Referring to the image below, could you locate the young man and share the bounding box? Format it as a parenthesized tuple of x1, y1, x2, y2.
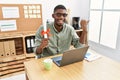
(34, 5, 88, 58)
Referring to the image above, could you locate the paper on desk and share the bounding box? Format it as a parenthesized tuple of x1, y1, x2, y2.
(84, 52, 101, 62)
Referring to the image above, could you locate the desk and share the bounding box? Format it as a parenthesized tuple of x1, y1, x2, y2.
(24, 50, 120, 80)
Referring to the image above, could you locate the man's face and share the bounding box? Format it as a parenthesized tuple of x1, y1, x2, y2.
(52, 9, 68, 26)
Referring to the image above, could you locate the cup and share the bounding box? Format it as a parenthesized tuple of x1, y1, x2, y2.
(43, 58, 53, 70)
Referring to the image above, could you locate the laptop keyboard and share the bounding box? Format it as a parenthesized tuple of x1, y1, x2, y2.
(52, 56, 62, 65)
(56, 60, 61, 64)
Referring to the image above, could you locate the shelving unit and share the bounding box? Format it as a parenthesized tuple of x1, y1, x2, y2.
(0, 3, 42, 78)
(14, 38, 24, 55)
(0, 32, 36, 78)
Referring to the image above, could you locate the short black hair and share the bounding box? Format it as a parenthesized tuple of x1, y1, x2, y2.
(54, 5, 67, 13)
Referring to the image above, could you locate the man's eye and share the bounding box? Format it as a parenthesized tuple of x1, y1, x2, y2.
(55, 13, 68, 17)
(56, 13, 61, 17)
(63, 14, 68, 17)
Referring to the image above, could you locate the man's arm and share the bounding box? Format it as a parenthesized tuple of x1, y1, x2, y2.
(35, 38, 49, 54)
(79, 20, 89, 45)
(34, 26, 49, 54)
(79, 30, 87, 44)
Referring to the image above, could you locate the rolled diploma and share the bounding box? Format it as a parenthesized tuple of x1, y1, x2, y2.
(43, 21, 47, 38)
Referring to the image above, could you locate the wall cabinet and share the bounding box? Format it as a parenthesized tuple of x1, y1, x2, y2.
(0, 4, 42, 78)
(0, 32, 35, 78)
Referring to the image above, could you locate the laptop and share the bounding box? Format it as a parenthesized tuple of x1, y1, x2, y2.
(51, 46, 89, 67)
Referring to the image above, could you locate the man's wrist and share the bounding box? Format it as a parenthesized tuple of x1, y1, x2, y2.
(36, 45, 43, 54)
(82, 30, 88, 33)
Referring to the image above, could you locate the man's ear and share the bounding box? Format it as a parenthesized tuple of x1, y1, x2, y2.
(52, 14, 54, 18)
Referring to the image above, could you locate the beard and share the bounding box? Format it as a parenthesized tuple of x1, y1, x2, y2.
(55, 22, 64, 26)
(54, 19, 65, 27)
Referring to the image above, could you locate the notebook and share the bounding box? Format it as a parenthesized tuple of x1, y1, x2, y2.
(51, 46, 89, 67)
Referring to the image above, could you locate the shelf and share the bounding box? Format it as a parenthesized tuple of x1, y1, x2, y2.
(0, 32, 37, 77)
(25, 53, 35, 58)
(0, 34, 23, 40)
(0, 54, 26, 63)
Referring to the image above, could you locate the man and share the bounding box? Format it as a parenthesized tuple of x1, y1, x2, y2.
(34, 5, 88, 58)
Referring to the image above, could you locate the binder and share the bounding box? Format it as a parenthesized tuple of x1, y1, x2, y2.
(25, 36, 35, 53)
(9, 40, 16, 56)
(0, 41, 5, 57)
(30, 36, 35, 52)
(26, 37, 31, 53)
(3, 41, 11, 56)
(31, 38, 34, 47)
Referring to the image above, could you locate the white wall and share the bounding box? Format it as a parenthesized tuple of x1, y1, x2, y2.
(0, 0, 90, 24)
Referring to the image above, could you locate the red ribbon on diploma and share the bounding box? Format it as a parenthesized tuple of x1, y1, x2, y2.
(41, 28, 50, 36)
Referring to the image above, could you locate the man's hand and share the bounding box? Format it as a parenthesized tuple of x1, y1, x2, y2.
(36, 29, 52, 54)
(40, 38, 49, 49)
(79, 19, 89, 45)
(36, 38, 49, 54)
(80, 20, 89, 32)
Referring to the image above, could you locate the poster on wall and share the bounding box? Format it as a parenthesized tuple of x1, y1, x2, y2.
(2, 7, 20, 18)
(0, 20, 17, 31)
